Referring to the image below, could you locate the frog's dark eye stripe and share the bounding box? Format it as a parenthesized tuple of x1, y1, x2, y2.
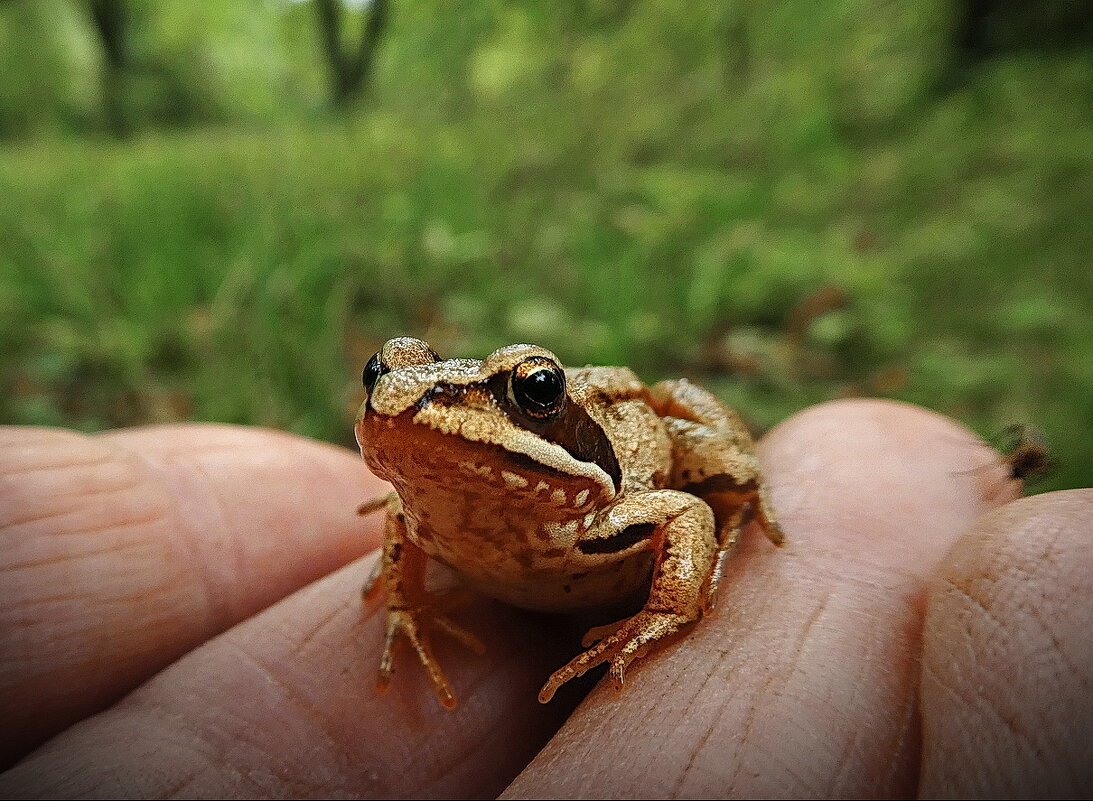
(509, 357, 566, 420)
(362, 352, 389, 396)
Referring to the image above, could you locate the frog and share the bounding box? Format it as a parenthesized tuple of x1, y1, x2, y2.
(355, 337, 784, 709)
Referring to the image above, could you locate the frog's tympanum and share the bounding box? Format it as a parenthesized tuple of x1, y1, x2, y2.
(355, 337, 784, 709)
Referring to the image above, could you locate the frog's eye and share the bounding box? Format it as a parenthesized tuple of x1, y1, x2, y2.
(362, 352, 389, 396)
(509, 357, 566, 420)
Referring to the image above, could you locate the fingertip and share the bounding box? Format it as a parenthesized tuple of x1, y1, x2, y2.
(758, 398, 1019, 574)
(97, 424, 389, 619)
(921, 489, 1093, 797)
(0, 423, 386, 767)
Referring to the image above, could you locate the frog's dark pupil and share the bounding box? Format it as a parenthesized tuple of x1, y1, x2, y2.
(525, 369, 562, 403)
(362, 353, 388, 395)
(513, 365, 564, 417)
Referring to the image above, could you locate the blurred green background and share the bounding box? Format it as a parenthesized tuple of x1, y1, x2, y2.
(1, 0, 1090, 491)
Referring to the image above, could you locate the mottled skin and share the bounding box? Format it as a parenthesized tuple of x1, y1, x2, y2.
(355, 337, 784, 708)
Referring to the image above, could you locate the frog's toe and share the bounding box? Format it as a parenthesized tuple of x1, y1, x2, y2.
(539, 611, 691, 703)
(580, 616, 628, 647)
(378, 607, 477, 709)
(432, 585, 477, 613)
(433, 615, 486, 654)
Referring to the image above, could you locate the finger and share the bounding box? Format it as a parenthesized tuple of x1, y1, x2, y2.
(0, 424, 386, 767)
(920, 489, 1093, 797)
(502, 399, 1019, 798)
(0, 557, 578, 799)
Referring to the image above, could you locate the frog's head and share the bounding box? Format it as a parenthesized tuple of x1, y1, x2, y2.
(355, 337, 619, 505)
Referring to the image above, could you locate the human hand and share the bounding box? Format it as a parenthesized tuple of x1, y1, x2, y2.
(2, 401, 1089, 798)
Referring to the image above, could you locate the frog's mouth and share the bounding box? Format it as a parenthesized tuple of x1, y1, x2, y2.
(357, 407, 618, 503)
(415, 398, 619, 496)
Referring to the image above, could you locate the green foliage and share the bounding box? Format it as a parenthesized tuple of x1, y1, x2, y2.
(0, 0, 1090, 494)
(0, 0, 101, 136)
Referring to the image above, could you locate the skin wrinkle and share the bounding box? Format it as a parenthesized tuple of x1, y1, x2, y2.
(926, 648, 1043, 773)
(1, 500, 96, 533)
(946, 523, 1089, 793)
(178, 639, 365, 798)
(671, 696, 727, 799)
(828, 708, 864, 796)
(12, 460, 149, 504)
(764, 744, 818, 798)
(754, 564, 920, 797)
(163, 728, 277, 800)
(943, 581, 1009, 642)
(1021, 596, 1085, 686)
(723, 642, 793, 795)
(943, 575, 1076, 720)
(804, 548, 929, 588)
(416, 708, 514, 799)
(122, 441, 269, 646)
(791, 591, 832, 670)
(166, 454, 241, 635)
(8, 706, 217, 800)
(286, 596, 353, 660)
(920, 661, 1020, 796)
(832, 639, 919, 798)
(667, 651, 731, 798)
(881, 690, 920, 796)
(657, 558, 783, 796)
(0, 451, 114, 479)
(144, 760, 210, 801)
(2, 470, 160, 534)
(114, 433, 311, 625)
(54, 506, 171, 538)
(3, 532, 153, 571)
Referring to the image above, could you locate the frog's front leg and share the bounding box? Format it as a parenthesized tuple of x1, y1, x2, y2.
(538, 490, 718, 703)
(367, 504, 485, 709)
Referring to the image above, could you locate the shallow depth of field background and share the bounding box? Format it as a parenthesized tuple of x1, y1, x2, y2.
(1, 1, 1090, 492)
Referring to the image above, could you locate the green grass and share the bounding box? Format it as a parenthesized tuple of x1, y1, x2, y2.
(2, 20, 1090, 492)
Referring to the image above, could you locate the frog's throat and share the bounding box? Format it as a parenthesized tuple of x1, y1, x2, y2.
(412, 403, 617, 500)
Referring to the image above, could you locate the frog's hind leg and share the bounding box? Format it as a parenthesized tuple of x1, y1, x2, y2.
(752, 482, 784, 546)
(648, 378, 785, 548)
(647, 378, 784, 614)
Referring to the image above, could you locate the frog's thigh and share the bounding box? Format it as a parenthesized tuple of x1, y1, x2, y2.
(650, 379, 784, 546)
(649, 378, 751, 437)
(649, 379, 761, 487)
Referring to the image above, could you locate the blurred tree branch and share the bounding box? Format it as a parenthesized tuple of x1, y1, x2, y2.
(314, 0, 389, 108)
(86, 0, 130, 135)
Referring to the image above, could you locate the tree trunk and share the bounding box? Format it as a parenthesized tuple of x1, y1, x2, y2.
(87, 0, 130, 136)
(314, 0, 389, 109)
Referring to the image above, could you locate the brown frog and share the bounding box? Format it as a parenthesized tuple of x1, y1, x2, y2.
(355, 337, 784, 709)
